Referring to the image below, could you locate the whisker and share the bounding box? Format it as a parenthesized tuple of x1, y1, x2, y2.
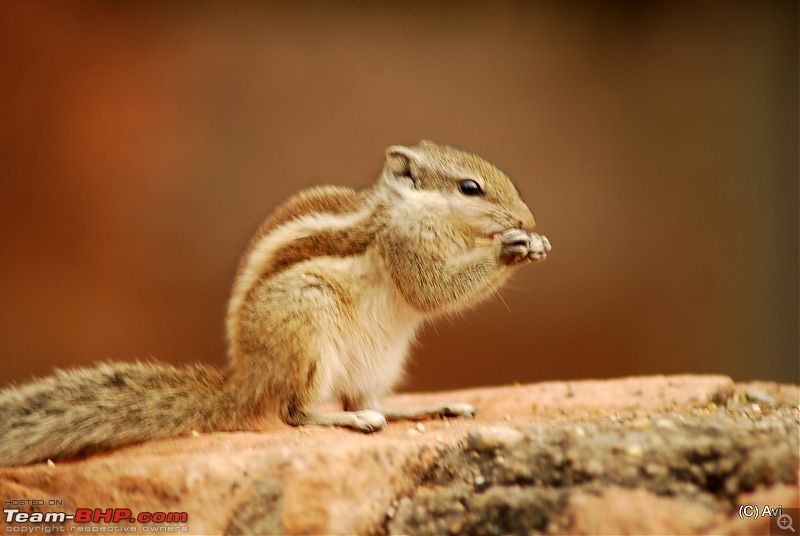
(498, 293, 513, 313)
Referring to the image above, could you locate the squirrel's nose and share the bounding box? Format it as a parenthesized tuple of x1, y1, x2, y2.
(513, 201, 536, 230)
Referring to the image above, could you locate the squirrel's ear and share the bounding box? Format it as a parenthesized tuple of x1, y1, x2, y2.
(385, 145, 421, 188)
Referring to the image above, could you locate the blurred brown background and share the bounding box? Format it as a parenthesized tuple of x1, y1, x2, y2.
(1, 1, 797, 393)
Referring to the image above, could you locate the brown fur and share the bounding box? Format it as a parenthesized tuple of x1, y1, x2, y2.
(234, 186, 366, 278)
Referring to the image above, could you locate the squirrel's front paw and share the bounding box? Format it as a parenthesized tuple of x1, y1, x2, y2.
(527, 233, 551, 262)
(499, 229, 532, 265)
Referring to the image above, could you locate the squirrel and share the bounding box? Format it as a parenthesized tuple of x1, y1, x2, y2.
(0, 141, 550, 467)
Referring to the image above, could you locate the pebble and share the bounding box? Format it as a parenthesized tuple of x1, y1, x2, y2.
(745, 389, 777, 406)
(626, 444, 643, 457)
(473, 473, 489, 492)
(645, 463, 667, 477)
(585, 459, 603, 476)
(655, 418, 676, 429)
(631, 419, 652, 431)
(467, 426, 524, 451)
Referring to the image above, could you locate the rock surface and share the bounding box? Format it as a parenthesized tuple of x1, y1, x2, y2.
(1, 375, 797, 535)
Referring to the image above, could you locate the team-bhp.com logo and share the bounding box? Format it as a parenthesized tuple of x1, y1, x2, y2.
(4, 508, 189, 532)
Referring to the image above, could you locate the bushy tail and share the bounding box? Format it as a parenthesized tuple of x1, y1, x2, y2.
(0, 361, 233, 466)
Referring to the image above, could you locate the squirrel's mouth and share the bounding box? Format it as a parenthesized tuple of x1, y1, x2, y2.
(483, 223, 506, 237)
(485, 226, 510, 239)
(484, 226, 535, 240)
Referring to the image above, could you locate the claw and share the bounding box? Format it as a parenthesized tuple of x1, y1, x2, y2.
(526, 233, 551, 262)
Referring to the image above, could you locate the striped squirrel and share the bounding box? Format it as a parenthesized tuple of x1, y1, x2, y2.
(0, 141, 550, 466)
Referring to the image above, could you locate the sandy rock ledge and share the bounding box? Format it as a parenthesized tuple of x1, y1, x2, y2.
(1, 375, 797, 535)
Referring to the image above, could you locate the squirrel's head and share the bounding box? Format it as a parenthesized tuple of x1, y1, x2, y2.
(381, 141, 536, 237)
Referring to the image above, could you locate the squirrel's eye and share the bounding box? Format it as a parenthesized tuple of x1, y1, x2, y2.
(458, 179, 483, 196)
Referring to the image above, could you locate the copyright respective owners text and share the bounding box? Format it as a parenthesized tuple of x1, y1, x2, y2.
(3, 499, 190, 533)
